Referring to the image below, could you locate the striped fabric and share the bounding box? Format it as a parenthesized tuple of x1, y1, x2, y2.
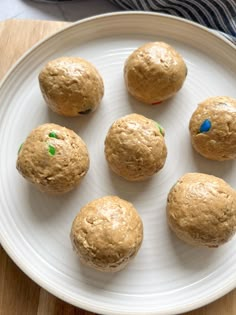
(109, 0, 236, 43)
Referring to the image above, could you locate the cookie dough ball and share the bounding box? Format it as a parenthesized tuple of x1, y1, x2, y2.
(71, 196, 143, 272)
(124, 42, 187, 104)
(17, 123, 89, 194)
(104, 114, 167, 181)
(167, 173, 236, 247)
(189, 96, 236, 161)
(39, 57, 104, 117)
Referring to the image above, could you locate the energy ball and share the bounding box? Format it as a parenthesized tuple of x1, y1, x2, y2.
(39, 57, 104, 117)
(167, 173, 236, 248)
(124, 42, 187, 104)
(70, 196, 143, 272)
(17, 123, 89, 194)
(189, 96, 236, 161)
(104, 113, 167, 181)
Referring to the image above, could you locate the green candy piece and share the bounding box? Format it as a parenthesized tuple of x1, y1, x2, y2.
(48, 144, 56, 156)
(18, 143, 24, 155)
(156, 122, 164, 136)
(49, 131, 58, 138)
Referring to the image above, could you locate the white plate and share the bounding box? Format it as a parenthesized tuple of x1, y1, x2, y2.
(0, 12, 235, 315)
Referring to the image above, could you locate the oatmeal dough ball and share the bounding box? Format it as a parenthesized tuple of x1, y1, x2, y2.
(70, 196, 143, 272)
(104, 113, 167, 181)
(39, 57, 104, 117)
(17, 123, 89, 194)
(167, 173, 236, 247)
(124, 42, 187, 104)
(189, 96, 236, 161)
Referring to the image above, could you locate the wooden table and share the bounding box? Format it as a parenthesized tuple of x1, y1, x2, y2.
(0, 19, 235, 315)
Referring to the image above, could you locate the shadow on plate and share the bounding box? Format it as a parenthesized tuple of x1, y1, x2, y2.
(72, 254, 140, 291)
(190, 146, 234, 178)
(45, 105, 101, 136)
(105, 164, 158, 204)
(166, 225, 222, 271)
(27, 182, 80, 222)
(126, 93, 177, 121)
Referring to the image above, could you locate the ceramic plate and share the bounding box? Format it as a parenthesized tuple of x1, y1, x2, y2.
(0, 12, 235, 315)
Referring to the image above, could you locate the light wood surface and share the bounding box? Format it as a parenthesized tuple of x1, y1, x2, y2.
(0, 19, 235, 315)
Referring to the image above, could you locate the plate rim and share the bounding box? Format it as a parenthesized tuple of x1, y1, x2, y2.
(0, 11, 235, 315)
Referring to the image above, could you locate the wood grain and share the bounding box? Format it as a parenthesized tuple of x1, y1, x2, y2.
(0, 19, 235, 315)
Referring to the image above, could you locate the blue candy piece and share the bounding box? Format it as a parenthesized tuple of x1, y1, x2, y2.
(199, 119, 211, 133)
